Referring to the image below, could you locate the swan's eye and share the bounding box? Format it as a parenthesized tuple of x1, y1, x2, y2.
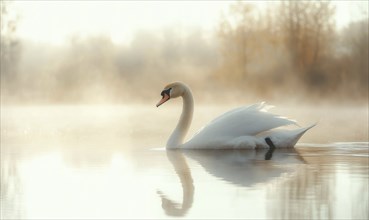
(161, 88, 172, 97)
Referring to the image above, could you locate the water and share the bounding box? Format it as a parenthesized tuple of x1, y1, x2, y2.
(1, 104, 368, 219)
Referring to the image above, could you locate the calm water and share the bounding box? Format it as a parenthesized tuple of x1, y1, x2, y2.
(1, 104, 368, 219)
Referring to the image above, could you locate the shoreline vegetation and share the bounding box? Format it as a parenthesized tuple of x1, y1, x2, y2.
(1, 1, 368, 105)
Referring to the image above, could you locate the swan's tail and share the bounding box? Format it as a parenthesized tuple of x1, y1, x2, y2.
(299, 123, 317, 133)
(289, 123, 317, 147)
(266, 123, 317, 148)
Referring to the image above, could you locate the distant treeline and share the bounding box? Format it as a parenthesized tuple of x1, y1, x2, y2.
(216, 1, 368, 99)
(1, 1, 368, 104)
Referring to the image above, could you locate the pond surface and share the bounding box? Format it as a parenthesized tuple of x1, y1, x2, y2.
(1, 104, 368, 219)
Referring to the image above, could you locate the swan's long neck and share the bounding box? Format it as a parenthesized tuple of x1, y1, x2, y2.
(166, 87, 194, 148)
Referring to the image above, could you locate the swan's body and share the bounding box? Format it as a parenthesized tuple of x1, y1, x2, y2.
(157, 82, 314, 149)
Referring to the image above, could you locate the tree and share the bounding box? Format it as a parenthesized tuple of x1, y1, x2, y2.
(216, 2, 260, 82)
(340, 18, 369, 94)
(0, 1, 21, 100)
(278, 1, 335, 85)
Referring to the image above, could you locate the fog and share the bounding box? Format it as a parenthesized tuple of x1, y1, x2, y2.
(1, 1, 368, 105)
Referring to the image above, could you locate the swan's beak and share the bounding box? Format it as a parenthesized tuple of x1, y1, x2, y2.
(156, 94, 170, 107)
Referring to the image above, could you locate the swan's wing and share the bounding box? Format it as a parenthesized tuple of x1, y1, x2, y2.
(188, 102, 296, 144)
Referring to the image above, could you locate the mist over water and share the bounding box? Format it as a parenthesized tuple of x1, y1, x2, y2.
(1, 105, 368, 219)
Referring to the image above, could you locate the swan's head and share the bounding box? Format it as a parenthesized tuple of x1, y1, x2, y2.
(156, 82, 187, 107)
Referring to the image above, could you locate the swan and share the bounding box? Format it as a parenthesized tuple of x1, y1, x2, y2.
(156, 82, 315, 149)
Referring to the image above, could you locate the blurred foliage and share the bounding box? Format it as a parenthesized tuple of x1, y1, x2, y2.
(1, 1, 21, 100)
(217, 1, 368, 100)
(0, 1, 368, 104)
(1, 29, 218, 103)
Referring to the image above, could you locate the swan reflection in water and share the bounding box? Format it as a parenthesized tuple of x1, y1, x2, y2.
(157, 150, 194, 217)
(157, 147, 305, 216)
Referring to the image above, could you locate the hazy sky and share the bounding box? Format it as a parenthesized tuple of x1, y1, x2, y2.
(9, 1, 369, 45)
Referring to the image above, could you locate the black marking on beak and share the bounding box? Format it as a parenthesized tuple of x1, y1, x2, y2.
(156, 88, 172, 107)
(160, 88, 172, 98)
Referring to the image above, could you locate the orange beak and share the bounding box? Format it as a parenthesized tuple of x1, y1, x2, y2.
(156, 93, 170, 107)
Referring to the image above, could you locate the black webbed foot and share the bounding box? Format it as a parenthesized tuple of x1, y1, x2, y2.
(264, 137, 276, 160)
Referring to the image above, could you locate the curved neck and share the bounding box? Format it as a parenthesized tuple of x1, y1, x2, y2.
(166, 87, 194, 148)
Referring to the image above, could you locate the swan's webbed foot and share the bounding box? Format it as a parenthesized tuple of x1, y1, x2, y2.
(264, 137, 276, 160)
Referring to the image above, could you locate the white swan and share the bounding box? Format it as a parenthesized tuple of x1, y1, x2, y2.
(156, 82, 315, 149)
